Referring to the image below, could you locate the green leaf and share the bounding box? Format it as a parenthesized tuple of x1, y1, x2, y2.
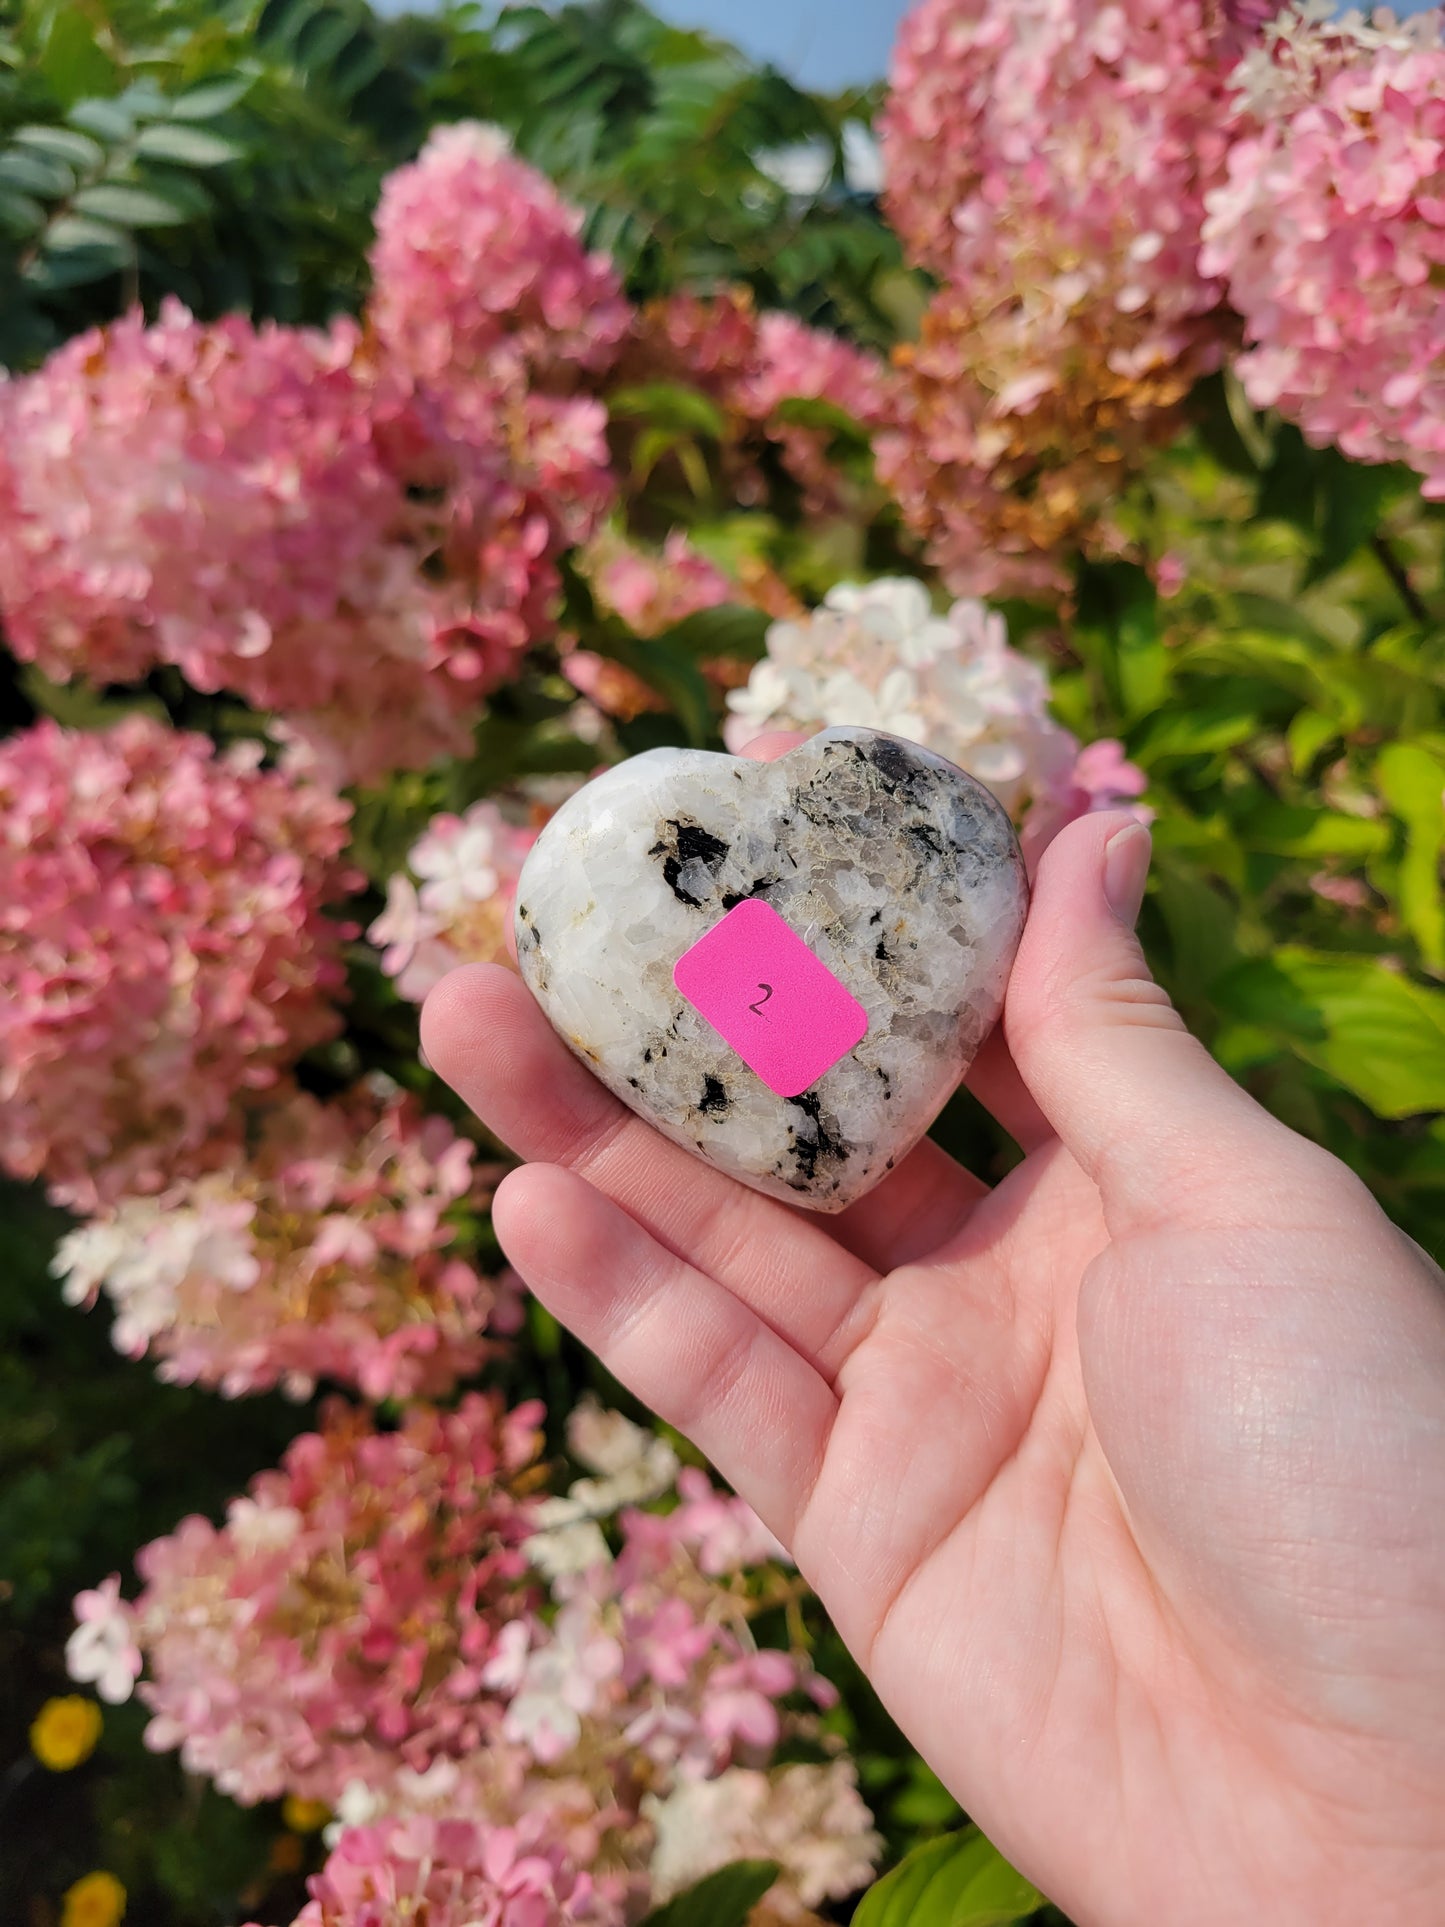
(1376, 742, 1445, 973)
(1288, 708, 1339, 776)
(610, 381, 728, 441)
(24, 214, 132, 288)
(36, 7, 115, 108)
(639, 1860, 780, 1927)
(1257, 422, 1318, 534)
(72, 182, 191, 228)
(0, 185, 46, 237)
(1308, 448, 1403, 583)
(12, 123, 106, 170)
(1074, 562, 1168, 724)
(854, 1828, 1043, 1927)
(0, 148, 75, 198)
(134, 124, 243, 168)
(1236, 803, 1391, 861)
(68, 97, 135, 142)
(1189, 369, 1263, 478)
(40, 212, 130, 256)
(654, 602, 772, 662)
(1130, 703, 1258, 763)
(610, 635, 714, 747)
(771, 393, 870, 442)
(168, 76, 255, 120)
(1218, 949, 1445, 1118)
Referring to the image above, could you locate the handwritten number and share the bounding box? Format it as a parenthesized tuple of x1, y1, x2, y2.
(748, 983, 773, 1017)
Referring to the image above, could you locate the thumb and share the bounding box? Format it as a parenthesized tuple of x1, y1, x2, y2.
(1005, 811, 1289, 1229)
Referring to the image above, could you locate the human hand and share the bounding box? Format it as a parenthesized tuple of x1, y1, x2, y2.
(421, 767, 1445, 1925)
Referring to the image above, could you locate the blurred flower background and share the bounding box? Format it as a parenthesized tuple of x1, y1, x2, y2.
(0, 2, 1442, 1924)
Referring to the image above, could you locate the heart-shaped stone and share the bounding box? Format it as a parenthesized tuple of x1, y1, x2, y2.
(513, 726, 1028, 1212)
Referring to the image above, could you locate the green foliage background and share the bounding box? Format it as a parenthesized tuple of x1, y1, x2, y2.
(1, 1, 1442, 1922)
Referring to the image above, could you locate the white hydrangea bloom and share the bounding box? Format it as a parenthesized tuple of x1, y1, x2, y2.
(725, 577, 1077, 818)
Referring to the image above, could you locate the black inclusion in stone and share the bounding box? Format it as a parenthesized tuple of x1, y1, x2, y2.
(649, 819, 731, 905)
(785, 1090, 848, 1189)
(698, 1075, 731, 1116)
(907, 820, 944, 859)
(721, 874, 778, 911)
(862, 734, 918, 791)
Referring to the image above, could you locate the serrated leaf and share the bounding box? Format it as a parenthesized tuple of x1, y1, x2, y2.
(168, 76, 255, 120)
(1219, 949, 1445, 1118)
(13, 123, 105, 170)
(854, 1828, 1043, 1927)
(0, 148, 74, 198)
(134, 124, 242, 168)
(639, 1860, 779, 1927)
(72, 182, 191, 228)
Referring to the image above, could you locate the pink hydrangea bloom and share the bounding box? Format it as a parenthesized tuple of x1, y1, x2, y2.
(581, 529, 733, 638)
(644, 1761, 883, 1917)
(475, 1528, 803, 1788)
(0, 304, 519, 785)
(369, 122, 632, 393)
(281, 1813, 607, 1927)
(0, 717, 355, 1211)
(665, 1466, 790, 1576)
(1202, 11, 1445, 496)
(737, 311, 898, 507)
(370, 789, 582, 1002)
(409, 385, 617, 742)
(878, 0, 1261, 594)
(364, 129, 626, 695)
(632, 288, 894, 508)
(1018, 736, 1153, 870)
(53, 1083, 499, 1401)
(182, 1397, 863, 1909)
(559, 529, 737, 720)
(66, 1575, 143, 1705)
(111, 1396, 543, 1804)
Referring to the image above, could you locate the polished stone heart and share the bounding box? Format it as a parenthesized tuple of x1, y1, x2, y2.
(512, 726, 1028, 1212)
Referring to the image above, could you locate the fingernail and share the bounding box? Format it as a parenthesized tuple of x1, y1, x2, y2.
(1103, 823, 1152, 926)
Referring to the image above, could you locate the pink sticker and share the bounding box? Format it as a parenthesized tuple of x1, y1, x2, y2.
(672, 898, 868, 1099)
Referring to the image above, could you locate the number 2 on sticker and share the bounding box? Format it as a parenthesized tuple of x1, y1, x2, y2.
(748, 983, 773, 1017)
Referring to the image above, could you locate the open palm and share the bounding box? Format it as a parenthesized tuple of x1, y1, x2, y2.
(422, 809, 1445, 1926)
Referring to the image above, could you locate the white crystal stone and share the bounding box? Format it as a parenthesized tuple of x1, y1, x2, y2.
(513, 727, 1028, 1212)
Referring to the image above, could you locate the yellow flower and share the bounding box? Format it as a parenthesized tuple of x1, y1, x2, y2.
(29, 1696, 103, 1771)
(281, 1795, 331, 1834)
(61, 1871, 126, 1927)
